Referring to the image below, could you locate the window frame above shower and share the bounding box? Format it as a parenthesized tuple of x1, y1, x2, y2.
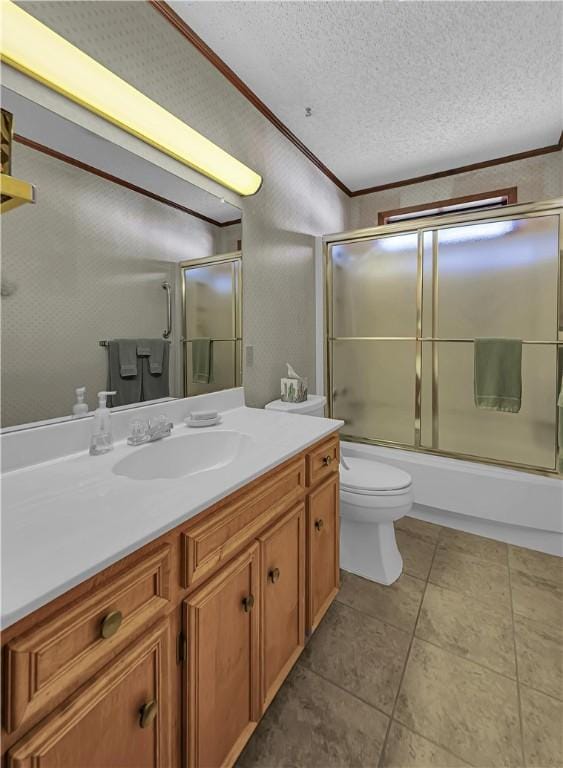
(377, 187, 518, 226)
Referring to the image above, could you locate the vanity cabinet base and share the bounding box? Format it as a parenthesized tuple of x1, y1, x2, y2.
(2, 432, 340, 768)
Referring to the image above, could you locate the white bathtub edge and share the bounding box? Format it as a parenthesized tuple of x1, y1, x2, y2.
(341, 441, 563, 556)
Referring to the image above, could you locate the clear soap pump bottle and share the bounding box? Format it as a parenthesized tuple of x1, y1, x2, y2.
(89, 391, 116, 456)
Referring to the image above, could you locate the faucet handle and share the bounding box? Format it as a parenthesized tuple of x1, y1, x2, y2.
(149, 414, 173, 432)
(128, 418, 149, 445)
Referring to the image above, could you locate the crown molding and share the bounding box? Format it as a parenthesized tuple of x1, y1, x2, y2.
(150, 2, 562, 200)
(149, 0, 352, 196)
(14, 134, 241, 228)
(351, 135, 563, 197)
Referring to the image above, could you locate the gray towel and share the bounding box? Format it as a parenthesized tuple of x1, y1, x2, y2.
(107, 341, 142, 406)
(137, 338, 165, 374)
(474, 338, 522, 413)
(115, 338, 138, 377)
(191, 338, 213, 384)
(141, 342, 170, 401)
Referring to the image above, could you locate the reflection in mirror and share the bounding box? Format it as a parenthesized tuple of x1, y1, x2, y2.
(182, 254, 242, 397)
(0, 90, 242, 431)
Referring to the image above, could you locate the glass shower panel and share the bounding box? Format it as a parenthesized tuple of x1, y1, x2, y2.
(331, 340, 416, 445)
(435, 216, 559, 339)
(184, 262, 236, 341)
(428, 341, 557, 469)
(331, 234, 418, 337)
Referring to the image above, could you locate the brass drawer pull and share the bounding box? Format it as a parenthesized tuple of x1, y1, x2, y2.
(139, 699, 158, 729)
(322, 455, 333, 466)
(242, 594, 255, 612)
(268, 567, 280, 584)
(314, 519, 324, 532)
(100, 610, 122, 639)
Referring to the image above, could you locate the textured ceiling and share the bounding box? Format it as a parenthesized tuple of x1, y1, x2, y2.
(170, 1, 562, 191)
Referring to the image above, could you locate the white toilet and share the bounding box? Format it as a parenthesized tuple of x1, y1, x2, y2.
(340, 457, 413, 585)
(264, 396, 414, 585)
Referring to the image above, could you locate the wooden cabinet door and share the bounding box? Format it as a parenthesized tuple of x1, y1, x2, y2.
(185, 543, 260, 768)
(7, 620, 170, 768)
(307, 474, 340, 633)
(259, 503, 305, 708)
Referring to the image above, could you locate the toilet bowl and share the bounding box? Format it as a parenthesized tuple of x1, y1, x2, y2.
(340, 457, 413, 585)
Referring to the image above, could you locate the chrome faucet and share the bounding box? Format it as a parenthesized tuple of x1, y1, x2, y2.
(127, 415, 173, 446)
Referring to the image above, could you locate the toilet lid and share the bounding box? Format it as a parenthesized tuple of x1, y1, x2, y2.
(340, 457, 412, 494)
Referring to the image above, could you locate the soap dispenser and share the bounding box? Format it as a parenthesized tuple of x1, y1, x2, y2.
(89, 391, 116, 456)
(72, 387, 88, 418)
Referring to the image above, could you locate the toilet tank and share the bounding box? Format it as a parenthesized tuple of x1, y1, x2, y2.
(264, 394, 327, 417)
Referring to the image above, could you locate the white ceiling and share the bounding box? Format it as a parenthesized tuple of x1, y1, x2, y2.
(170, 1, 562, 192)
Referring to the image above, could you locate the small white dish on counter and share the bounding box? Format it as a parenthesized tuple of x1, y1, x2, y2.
(185, 414, 221, 428)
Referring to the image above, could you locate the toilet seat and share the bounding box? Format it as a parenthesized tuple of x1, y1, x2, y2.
(340, 457, 412, 496)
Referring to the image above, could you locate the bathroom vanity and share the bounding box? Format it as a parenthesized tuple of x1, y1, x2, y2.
(0, 399, 341, 768)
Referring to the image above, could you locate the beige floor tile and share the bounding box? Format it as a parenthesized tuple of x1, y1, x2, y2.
(416, 583, 516, 678)
(337, 569, 425, 632)
(382, 721, 469, 767)
(396, 516, 441, 544)
(438, 527, 508, 565)
(511, 568, 563, 628)
(520, 686, 563, 768)
(395, 638, 522, 767)
(514, 614, 563, 700)
(396, 529, 436, 580)
(429, 546, 511, 613)
(236, 662, 389, 768)
(301, 600, 410, 714)
(509, 545, 563, 584)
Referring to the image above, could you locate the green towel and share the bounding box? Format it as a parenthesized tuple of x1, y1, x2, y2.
(191, 338, 213, 384)
(474, 338, 522, 413)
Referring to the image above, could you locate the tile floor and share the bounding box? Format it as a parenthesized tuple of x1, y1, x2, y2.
(237, 517, 563, 768)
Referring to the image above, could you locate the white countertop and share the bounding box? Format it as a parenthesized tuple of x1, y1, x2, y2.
(1, 405, 342, 629)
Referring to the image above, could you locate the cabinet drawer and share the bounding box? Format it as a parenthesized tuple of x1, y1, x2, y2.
(306, 435, 339, 487)
(182, 457, 305, 588)
(5, 545, 171, 733)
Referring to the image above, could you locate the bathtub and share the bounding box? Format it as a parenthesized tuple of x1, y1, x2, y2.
(341, 441, 563, 556)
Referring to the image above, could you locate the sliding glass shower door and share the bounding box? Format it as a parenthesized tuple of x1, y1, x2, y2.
(327, 202, 562, 473)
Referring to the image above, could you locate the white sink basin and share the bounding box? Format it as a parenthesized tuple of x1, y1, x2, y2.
(112, 429, 252, 481)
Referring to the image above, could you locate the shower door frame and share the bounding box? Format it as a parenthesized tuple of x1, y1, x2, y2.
(323, 197, 563, 476)
(180, 251, 243, 397)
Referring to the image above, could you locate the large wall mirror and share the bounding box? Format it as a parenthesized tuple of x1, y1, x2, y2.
(1, 88, 243, 431)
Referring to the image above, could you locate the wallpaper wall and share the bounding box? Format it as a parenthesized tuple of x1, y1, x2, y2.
(1, 144, 220, 427)
(19, 1, 350, 407)
(350, 152, 562, 229)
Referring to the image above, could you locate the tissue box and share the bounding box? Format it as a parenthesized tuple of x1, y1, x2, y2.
(281, 377, 308, 403)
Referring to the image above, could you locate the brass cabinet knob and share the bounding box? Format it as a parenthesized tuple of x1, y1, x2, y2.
(268, 567, 281, 584)
(314, 518, 324, 532)
(322, 455, 333, 466)
(100, 610, 122, 639)
(242, 594, 255, 612)
(139, 699, 158, 729)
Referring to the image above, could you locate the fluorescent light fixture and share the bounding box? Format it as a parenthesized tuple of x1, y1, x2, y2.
(0, 0, 262, 196)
